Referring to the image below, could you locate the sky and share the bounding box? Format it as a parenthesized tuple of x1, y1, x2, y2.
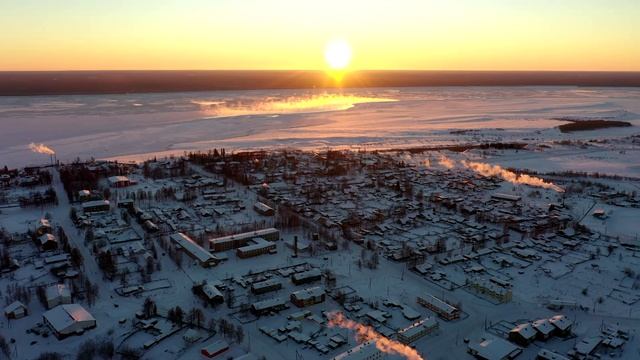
(0, 0, 638, 71)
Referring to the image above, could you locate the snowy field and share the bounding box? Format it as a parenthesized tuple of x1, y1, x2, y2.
(1, 87, 639, 175)
(1, 86, 640, 360)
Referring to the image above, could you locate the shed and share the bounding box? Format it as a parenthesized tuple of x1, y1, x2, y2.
(201, 340, 229, 358)
(39, 233, 58, 250)
(4, 301, 28, 319)
(45, 283, 72, 309)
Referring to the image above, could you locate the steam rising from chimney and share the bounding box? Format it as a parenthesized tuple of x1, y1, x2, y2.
(460, 160, 564, 192)
(433, 154, 564, 192)
(328, 311, 425, 360)
(29, 143, 56, 155)
(437, 155, 455, 169)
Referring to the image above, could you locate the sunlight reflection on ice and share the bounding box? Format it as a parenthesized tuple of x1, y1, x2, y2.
(192, 93, 396, 117)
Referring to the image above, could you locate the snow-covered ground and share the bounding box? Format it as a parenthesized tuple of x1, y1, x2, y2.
(1, 87, 640, 360)
(1, 87, 639, 173)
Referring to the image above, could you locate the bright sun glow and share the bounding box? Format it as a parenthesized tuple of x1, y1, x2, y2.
(324, 39, 352, 70)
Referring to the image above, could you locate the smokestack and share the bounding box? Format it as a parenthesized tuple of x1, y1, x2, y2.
(29, 143, 57, 167)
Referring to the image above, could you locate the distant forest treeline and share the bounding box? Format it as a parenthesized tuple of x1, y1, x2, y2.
(1, 70, 640, 96)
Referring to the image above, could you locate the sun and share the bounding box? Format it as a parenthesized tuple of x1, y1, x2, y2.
(324, 39, 352, 70)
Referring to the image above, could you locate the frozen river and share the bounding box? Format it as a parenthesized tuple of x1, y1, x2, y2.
(1, 86, 639, 169)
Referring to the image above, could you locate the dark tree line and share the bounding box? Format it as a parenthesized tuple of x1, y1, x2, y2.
(18, 188, 57, 207)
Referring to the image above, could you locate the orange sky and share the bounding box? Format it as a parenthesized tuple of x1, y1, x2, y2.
(1, 0, 639, 71)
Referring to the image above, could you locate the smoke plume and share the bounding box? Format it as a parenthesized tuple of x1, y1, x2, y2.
(437, 155, 455, 169)
(460, 160, 564, 192)
(29, 143, 56, 155)
(328, 312, 424, 360)
(434, 154, 563, 192)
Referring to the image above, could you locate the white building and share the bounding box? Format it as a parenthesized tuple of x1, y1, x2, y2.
(45, 284, 72, 309)
(43, 304, 96, 339)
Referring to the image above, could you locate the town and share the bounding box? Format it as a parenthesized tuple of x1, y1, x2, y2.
(1, 146, 639, 360)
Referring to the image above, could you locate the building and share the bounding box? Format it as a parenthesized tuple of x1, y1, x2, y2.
(143, 220, 159, 233)
(468, 336, 523, 360)
(170, 233, 219, 267)
(365, 310, 388, 324)
(254, 202, 275, 216)
(592, 209, 607, 219)
(491, 193, 521, 202)
(44, 253, 70, 265)
(548, 314, 572, 337)
(536, 349, 570, 360)
(397, 317, 439, 344)
(210, 228, 280, 252)
(201, 283, 224, 304)
(237, 238, 276, 258)
(234, 354, 259, 360)
(291, 268, 322, 285)
(201, 340, 229, 358)
(78, 189, 92, 201)
(4, 301, 28, 319)
(117, 198, 134, 209)
(290, 286, 325, 307)
(416, 294, 460, 321)
(36, 218, 52, 236)
(332, 340, 385, 360)
(250, 297, 288, 316)
(251, 279, 282, 294)
(45, 284, 72, 309)
(39, 233, 58, 251)
(532, 319, 555, 340)
(82, 199, 110, 213)
(469, 277, 512, 303)
(573, 337, 601, 357)
(43, 304, 96, 339)
(508, 323, 537, 346)
(107, 175, 131, 187)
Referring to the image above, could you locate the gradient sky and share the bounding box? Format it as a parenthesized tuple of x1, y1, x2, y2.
(1, 0, 638, 71)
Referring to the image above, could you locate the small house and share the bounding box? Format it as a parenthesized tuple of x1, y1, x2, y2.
(45, 284, 72, 309)
(532, 319, 555, 340)
(509, 323, 536, 346)
(39, 233, 58, 251)
(107, 175, 131, 188)
(36, 218, 52, 236)
(4, 301, 28, 319)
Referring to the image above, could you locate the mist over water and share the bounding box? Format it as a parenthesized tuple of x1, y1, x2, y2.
(193, 94, 396, 118)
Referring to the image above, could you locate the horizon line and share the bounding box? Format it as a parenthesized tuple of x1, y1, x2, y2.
(2, 69, 640, 73)
(2, 70, 640, 96)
